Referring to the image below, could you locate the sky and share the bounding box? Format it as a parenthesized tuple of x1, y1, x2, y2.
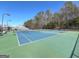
(0, 1, 79, 27)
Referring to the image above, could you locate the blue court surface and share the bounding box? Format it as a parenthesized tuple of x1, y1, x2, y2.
(16, 30, 63, 46)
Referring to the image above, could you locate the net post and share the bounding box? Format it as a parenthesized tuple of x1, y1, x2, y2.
(70, 34, 79, 58)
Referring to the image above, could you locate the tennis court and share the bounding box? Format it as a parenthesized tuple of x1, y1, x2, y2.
(16, 31, 57, 46)
(0, 30, 79, 58)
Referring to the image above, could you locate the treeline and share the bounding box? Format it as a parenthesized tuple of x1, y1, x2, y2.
(24, 2, 79, 29)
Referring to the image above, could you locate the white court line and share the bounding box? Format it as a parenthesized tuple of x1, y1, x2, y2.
(16, 32, 21, 46)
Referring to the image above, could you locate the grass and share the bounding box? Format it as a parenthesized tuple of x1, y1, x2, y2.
(0, 31, 79, 58)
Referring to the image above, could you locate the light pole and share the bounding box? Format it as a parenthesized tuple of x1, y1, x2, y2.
(7, 20, 11, 31)
(2, 13, 10, 33)
(7, 20, 11, 27)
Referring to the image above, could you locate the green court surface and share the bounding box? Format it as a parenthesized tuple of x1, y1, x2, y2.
(0, 31, 79, 58)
